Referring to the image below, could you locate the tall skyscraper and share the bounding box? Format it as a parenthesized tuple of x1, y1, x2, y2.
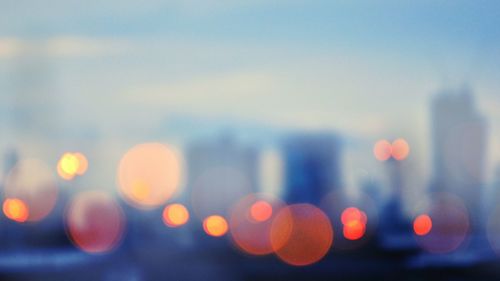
(430, 88, 488, 229)
(282, 132, 342, 205)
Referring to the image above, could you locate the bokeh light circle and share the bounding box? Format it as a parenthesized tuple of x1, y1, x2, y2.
(270, 204, 333, 266)
(391, 138, 410, 161)
(250, 200, 273, 223)
(229, 194, 284, 256)
(373, 140, 392, 161)
(320, 190, 378, 250)
(343, 220, 366, 241)
(413, 214, 432, 236)
(341, 207, 367, 225)
(74, 152, 88, 176)
(3, 198, 29, 223)
(60, 153, 79, 175)
(65, 191, 126, 254)
(163, 203, 189, 227)
(4, 159, 58, 222)
(117, 143, 181, 209)
(203, 215, 229, 237)
(415, 193, 470, 254)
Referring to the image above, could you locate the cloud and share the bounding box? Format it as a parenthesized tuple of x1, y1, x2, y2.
(0, 36, 134, 59)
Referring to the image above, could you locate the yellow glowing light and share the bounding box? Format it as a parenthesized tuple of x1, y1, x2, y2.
(203, 215, 228, 237)
(163, 203, 190, 227)
(131, 180, 151, 201)
(3, 198, 29, 223)
(57, 161, 75, 180)
(60, 153, 79, 175)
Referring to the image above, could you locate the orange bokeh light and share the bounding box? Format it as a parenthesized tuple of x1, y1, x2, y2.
(3, 198, 29, 223)
(66, 191, 125, 254)
(270, 204, 333, 266)
(74, 152, 88, 176)
(414, 214, 432, 236)
(117, 143, 181, 209)
(5, 159, 58, 222)
(249, 200, 273, 222)
(343, 220, 366, 240)
(391, 138, 410, 161)
(229, 194, 284, 256)
(163, 203, 189, 227)
(373, 140, 392, 161)
(203, 215, 228, 237)
(341, 207, 367, 225)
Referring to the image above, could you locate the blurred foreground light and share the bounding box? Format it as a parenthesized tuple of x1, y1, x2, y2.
(341, 207, 367, 225)
(66, 191, 126, 254)
(163, 203, 189, 227)
(341, 207, 367, 241)
(413, 214, 432, 236)
(270, 204, 333, 266)
(373, 140, 392, 161)
(57, 152, 88, 180)
(203, 215, 228, 237)
(229, 194, 284, 256)
(58, 153, 79, 179)
(74, 153, 88, 175)
(3, 198, 29, 223)
(117, 143, 181, 209)
(320, 191, 379, 250)
(4, 159, 58, 222)
(391, 138, 410, 161)
(343, 220, 366, 241)
(250, 200, 273, 222)
(415, 193, 469, 254)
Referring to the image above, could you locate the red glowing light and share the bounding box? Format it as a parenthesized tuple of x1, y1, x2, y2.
(414, 214, 432, 236)
(250, 200, 273, 222)
(341, 207, 367, 225)
(66, 191, 126, 254)
(343, 220, 366, 240)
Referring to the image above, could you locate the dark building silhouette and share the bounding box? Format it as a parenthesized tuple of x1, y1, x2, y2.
(282, 132, 342, 205)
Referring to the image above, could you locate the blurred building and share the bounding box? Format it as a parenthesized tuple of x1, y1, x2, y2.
(381, 158, 410, 233)
(282, 132, 342, 205)
(430, 88, 488, 230)
(186, 133, 258, 219)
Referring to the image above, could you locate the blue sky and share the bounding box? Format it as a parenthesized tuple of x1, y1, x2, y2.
(0, 0, 500, 193)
